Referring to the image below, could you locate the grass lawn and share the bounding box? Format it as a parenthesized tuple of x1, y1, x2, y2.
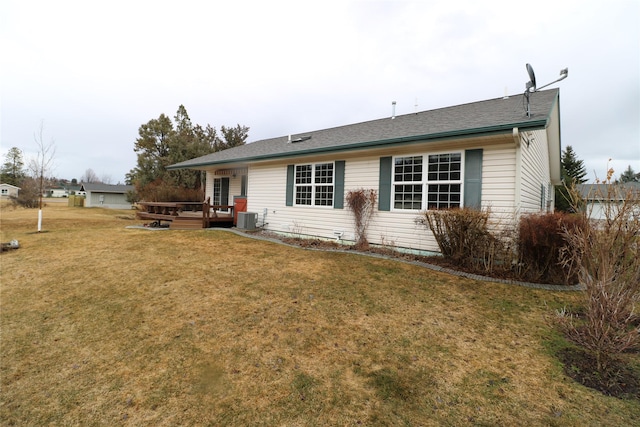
(1, 202, 639, 426)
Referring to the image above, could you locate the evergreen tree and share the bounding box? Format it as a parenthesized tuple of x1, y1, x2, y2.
(127, 105, 249, 201)
(561, 146, 588, 185)
(555, 145, 588, 212)
(219, 124, 250, 150)
(619, 165, 639, 183)
(1, 147, 26, 186)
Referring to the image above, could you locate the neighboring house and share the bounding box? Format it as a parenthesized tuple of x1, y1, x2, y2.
(575, 182, 640, 220)
(168, 89, 562, 254)
(45, 187, 68, 197)
(0, 183, 20, 198)
(66, 185, 86, 196)
(80, 183, 135, 209)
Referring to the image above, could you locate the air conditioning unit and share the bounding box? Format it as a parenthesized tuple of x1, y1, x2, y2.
(237, 212, 257, 230)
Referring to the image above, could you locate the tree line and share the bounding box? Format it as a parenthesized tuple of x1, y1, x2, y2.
(125, 105, 249, 202)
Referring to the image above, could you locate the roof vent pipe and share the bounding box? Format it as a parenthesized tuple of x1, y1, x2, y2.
(287, 134, 291, 143)
(391, 101, 396, 119)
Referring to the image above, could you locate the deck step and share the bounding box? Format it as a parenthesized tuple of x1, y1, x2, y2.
(170, 217, 204, 230)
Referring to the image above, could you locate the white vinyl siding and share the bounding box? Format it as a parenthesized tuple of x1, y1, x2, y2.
(519, 129, 552, 213)
(249, 163, 350, 236)
(240, 133, 553, 254)
(481, 145, 517, 214)
(249, 158, 441, 253)
(85, 192, 131, 209)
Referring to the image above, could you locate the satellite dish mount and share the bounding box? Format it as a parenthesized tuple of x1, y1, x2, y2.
(524, 63, 568, 117)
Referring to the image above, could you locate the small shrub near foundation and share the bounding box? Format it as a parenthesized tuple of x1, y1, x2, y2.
(346, 188, 377, 250)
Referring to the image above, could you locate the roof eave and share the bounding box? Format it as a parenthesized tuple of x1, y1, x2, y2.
(168, 118, 549, 170)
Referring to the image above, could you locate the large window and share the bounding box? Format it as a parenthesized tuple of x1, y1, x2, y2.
(392, 153, 462, 210)
(393, 156, 423, 209)
(426, 153, 461, 209)
(295, 162, 334, 206)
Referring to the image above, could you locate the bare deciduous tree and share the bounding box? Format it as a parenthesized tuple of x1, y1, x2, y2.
(81, 168, 100, 183)
(28, 122, 56, 232)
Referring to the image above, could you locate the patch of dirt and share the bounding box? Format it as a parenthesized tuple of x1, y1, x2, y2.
(557, 347, 640, 399)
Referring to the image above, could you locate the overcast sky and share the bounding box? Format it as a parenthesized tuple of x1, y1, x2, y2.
(1, 0, 638, 184)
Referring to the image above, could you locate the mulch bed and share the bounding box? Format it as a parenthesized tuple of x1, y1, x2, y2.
(557, 347, 640, 399)
(276, 235, 542, 284)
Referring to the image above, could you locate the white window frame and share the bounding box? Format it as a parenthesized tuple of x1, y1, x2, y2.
(294, 162, 335, 207)
(426, 152, 463, 210)
(211, 177, 230, 212)
(212, 178, 222, 205)
(392, 155, 424, 210)
(392, 151, 464, 211)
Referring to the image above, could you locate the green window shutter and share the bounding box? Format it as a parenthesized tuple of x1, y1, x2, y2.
(379, 156, 392, 211)
(221, 177, 230, 205)
(463, 149, 483, 209)
(334, 160, 345, 209)
(286, 165, 294, 206)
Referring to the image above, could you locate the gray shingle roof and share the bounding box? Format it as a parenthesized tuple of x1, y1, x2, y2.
(169, 89, 559, 170)
(576, 182, 640, 201)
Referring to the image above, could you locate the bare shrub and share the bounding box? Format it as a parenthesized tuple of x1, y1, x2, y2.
(557, 182, 640, 375)
(517, 212, 586, 286)
(421, 207, 516, 274)
(346, 189, 377, 249)
(423, 208, 488, 260)
(9, 177, 40, 208)
(137, 179, 204, 202)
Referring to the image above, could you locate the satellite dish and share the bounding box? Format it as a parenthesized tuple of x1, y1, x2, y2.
(522, 63, 568, 117)
(526, 63, 536, 92)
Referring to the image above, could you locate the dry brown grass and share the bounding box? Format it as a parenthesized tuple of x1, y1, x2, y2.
(1, 202, 639, 425)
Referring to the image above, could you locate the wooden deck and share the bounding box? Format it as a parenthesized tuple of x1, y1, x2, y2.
(136, 200, 234, 229)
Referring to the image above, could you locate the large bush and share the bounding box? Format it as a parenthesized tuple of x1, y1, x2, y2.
(421, 207, 516, 275)
(421, 208, 587, 286)
(8, 177, 40, 208)
(556, 183, 640, 377)
(517, 212, 586, 286)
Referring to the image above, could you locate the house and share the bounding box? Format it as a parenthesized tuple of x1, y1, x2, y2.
(80, 183, 135, 209)
(45, 187, 68, 198)
(575, 182, 640, 220)
(168, 89, 562, 254)
(0, 183, 20, 198)
(66, 184, 86, 197)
